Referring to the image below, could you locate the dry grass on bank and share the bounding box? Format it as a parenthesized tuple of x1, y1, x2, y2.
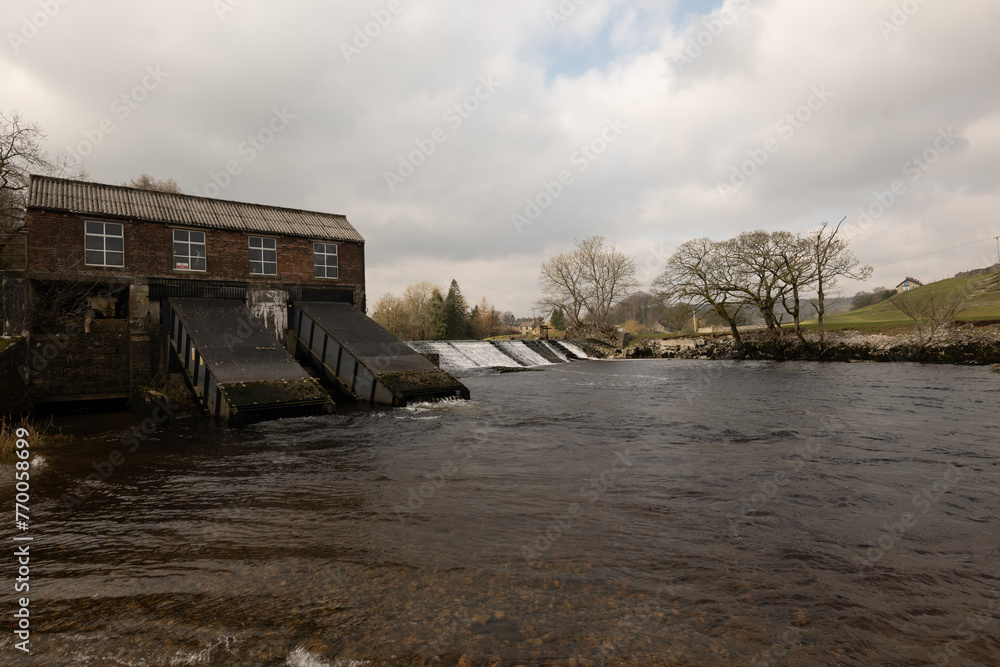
(0, 415, 72, 463)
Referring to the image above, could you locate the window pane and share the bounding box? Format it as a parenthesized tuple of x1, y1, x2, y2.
(329, 244, 338, 256)
(86, 221, 103, 235)
(86, 236, 104, 250)
(106, 236, 124, 252)
(192, 257, 206, 271)
(191, 231, 205, 244)
(249, 237, 262, 248)
(191, 244, 206, 258)
(106, 252, 124, 267)
(174, 242, 187, 257)
(262, 249, 276, 263)
(263, 238, 276, 250)
(249, 247, 261, 261)
(250, 261, 263, 274)
(86, 250, 104, 265)
(174, 229, 189, 242)
(106, 223, 123, 237)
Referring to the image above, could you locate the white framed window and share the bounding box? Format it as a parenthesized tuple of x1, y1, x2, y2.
(313, 242, 338, 279)
(85, 221, 125, 267)
(173, 229, 207, 271)
(249, 236, 277, 275)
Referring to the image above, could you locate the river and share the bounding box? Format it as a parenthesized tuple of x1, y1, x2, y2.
(5, 359, 999, 666)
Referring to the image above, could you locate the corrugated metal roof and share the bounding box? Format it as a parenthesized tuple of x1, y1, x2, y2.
(27, 175, 365, 244)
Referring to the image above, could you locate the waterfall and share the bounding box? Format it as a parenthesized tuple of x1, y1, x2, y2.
(404, 340, 586, 373)
(553, 340, 590, 359)
(490, 340, 553, 367)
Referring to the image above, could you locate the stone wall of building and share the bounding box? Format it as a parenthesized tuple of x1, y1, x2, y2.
(26, 319, 132, 403)
(0, 337, 31, 416)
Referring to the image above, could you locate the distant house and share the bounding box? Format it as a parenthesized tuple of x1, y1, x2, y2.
(514, 318, 538, 335)
(896, 277, 923, 294)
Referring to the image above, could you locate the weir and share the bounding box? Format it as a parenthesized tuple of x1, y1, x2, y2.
(290, 302, 469, 406)
(406, 339, 591, 374)
(163, 298, 335, 425)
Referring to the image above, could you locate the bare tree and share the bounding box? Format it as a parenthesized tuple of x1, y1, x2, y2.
(537, 236, 638, 332)
(0, 110, 52, 230)
(806, 219, 873, 343)
(537, 247, 589, 330)
(776, 233, 818, 344)
(652, 238, 747, 346)
(402, 281, 437, 340)
(371, 293, 411, 338)
(125, 174, 182, 194)
(721, 230, 795, 333)
(890, 288, 970, 346)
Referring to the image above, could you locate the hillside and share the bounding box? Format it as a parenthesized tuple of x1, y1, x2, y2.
(807, 270, 1000, 332)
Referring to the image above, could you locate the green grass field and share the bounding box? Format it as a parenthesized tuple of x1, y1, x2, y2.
(803, 270, 1000, 332)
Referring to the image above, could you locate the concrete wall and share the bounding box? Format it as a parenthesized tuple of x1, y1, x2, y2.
(26, 208, 366, 293)
(248, 287, 288, 340)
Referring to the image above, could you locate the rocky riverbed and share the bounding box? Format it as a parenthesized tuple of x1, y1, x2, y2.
(623, 323, 1000, 365)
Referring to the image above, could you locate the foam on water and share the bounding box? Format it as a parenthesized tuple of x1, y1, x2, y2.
(490, 340, 553, 367)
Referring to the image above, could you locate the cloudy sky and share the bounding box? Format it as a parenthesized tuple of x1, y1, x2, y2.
(4, 0, 999, 315)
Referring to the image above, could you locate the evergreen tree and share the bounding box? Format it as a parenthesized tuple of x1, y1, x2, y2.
(428, 288, 447, 340)
(550, 307, 566, 330)
(443, 279, 470, 339)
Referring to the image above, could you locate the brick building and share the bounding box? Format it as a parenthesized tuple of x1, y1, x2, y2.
(26, 175, 365, 300)
(5, 175, 368, 404)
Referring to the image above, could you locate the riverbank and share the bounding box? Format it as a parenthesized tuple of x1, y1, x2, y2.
(623, 323, 1000, 365)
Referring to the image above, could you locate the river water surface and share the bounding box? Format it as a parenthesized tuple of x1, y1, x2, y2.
(5, 360, 999, 666)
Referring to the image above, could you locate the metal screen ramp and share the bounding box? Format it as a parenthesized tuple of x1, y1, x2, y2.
(164, 298, 334, 425)
(290, 301, 469, 406)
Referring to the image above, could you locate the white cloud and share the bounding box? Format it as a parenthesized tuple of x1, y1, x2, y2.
(3, 0, 999, 314)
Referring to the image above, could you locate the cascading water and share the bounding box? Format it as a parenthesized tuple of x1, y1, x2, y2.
(456, 341, 525, 368)
(405, 340, 480, 371)
(490, 340, 553, 368)
(553, 340, 590, 359)
(403, 340, 583, 373)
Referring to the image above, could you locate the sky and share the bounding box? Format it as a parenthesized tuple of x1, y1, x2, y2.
(3, 0, 999, 316)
